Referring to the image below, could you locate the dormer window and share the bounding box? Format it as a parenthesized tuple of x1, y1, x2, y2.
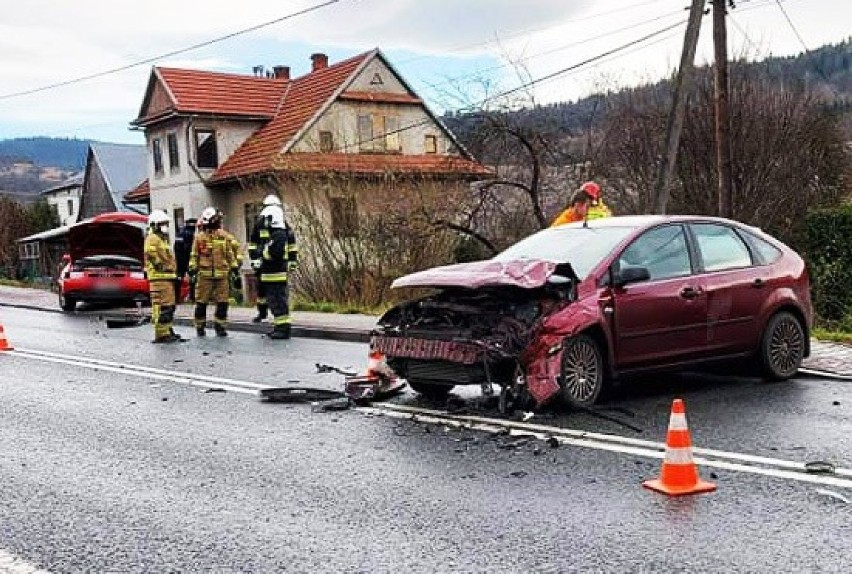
(195, 129, 218, 169)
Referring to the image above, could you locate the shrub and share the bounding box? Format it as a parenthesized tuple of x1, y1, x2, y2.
(802, 205, 852, 329)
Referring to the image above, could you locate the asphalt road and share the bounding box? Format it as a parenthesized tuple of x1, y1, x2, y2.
(1, 307, 851, 573)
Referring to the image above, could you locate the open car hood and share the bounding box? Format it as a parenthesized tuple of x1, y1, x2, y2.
(68, 218, 146, 262)
(391, 259, 576, 290)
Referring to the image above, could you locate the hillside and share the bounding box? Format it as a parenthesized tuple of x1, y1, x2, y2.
(445, 38, 852, 154)
(0, 137, 90, 171)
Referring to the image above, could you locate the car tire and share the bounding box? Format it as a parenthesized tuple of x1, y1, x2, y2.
(59, 289, 76, 312)
(759, 311, 805, 381)
(560, 333, 605, 408)
(408, 380, 454, 399)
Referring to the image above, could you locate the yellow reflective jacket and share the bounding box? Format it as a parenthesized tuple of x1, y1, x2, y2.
(587, 200, 612, 220)
(190, 229, 238, 278)
(144, 230, 177, 281)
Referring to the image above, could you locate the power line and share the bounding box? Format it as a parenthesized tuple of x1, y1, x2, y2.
(0, 0, 344, 101)
(773, 0, 809, 52)
(334, 18, 689, 153)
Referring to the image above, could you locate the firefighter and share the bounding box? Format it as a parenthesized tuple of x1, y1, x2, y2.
(258, 203, 299, 339)
(189, 207, 240, 337)
(144, 210, 184, 344)
(580, 181, 613, 220)
(550, 189, 592, 227)
(247, 194, 282, 323)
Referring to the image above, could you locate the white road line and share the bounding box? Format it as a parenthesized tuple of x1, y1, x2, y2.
(366, 403, 852, 489)
(8, 348, 852, 488)
(8, 349, 260, 396)
(0, 549, 51, 574)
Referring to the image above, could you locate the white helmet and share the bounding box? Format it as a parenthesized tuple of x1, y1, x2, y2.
(262, 194, 282, 207)
(260, 205, 285, 228)
(199, 206, 223, 228)
(148, 209, 169, 233)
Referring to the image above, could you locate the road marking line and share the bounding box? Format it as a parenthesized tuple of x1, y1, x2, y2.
(8, 349, 260, 396)
(0, 549, 51, 574)
(366, 403, 852, 489)
(9, 348, 852, 488)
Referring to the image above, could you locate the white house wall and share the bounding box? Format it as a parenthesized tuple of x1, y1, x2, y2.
(146, 117, 264, 242)
(44, 188, 82, 226)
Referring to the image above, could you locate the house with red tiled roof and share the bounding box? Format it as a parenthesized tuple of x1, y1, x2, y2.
(128, 49, 491, 250)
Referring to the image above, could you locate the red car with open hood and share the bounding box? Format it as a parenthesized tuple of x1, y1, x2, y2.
(58, 212, 153, 312)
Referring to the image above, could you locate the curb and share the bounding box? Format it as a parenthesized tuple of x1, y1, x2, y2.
(1, 302, 372, 345)
(798, 367, 852, 382)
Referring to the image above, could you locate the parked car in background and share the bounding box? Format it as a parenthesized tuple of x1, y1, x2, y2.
(58, 212, 187, 312)
(372, 215, 812, 408)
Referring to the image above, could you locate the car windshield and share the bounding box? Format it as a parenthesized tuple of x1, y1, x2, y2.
(493, 225, 639, 278)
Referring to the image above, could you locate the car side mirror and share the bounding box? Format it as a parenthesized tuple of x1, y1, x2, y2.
(613, 266, 650, 288)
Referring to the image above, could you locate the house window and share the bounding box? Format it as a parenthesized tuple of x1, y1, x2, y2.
(358, 114, 400, 153)
(330, 196, 358, 238)
(357, 115, 373, 152)
(385, 117, 400, 152)
(244, 202, 263, 242)
(319, 131, 334, 153)
(424, 134, 438, 154)
(67, 199, 74, 217)
(152, 138, 164, 175)
(195, 129, 218, 169)
(173, 207, 185, 231)
(167, 133, 180, 171)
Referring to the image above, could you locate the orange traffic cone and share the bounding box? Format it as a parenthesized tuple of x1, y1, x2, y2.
(366, 350, 393, 378)
(0, 324, 13, 351)
(643, 398, 716, 496)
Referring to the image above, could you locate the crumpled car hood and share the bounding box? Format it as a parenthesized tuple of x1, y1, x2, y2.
(391, 259, 561, 290)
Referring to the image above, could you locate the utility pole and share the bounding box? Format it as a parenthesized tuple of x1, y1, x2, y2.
(713, 0, 734, 218)
(653, 0, 706, 214)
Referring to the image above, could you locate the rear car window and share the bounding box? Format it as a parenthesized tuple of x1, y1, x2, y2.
(740, 230, 783, 265)
(691, 223, 753, 271)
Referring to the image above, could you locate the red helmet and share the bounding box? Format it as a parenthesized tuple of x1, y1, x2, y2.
(580, 181, 601, 200)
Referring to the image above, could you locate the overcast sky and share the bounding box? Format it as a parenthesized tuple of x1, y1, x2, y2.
(0, 0, 848, 145)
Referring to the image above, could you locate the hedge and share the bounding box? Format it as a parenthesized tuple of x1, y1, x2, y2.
(802, 205, 852, 330)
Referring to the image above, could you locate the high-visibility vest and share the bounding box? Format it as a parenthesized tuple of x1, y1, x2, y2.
(144, 231, 177, 281)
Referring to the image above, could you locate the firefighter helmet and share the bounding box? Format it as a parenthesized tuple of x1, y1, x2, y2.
(148, 209, 170, 233)
(262, 194, 282, 207)
(580, 181, 601, 200)
(260, 205, 285, 229)
(199, 206, 222, 228)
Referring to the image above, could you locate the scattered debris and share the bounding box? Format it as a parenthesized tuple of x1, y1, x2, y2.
(805, 460, 837, 474)
(344, 374, 406, 404)
(522, 412, 535, 422)
(260, 387, 347, 403)
(815, 489, 850, 504)
(161, 397, 168, 402)
(311, 397, 352, 412)
(203, 387, 225, 394)
(833, 400, 841, 406)
(546, 436, 560, 448)
(710, 472, 719, 480)
(509, 470, 528, 478)
(315, 363, 357, 377)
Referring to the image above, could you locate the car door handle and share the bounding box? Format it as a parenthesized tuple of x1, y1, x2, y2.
(680, 287, 702, 299)
(752, 278, 766, 288)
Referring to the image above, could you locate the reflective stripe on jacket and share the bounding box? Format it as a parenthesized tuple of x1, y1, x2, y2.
(190, 229, 237, 278)
(587, 200, 612, 220)
(260, 226, 298, 283)
(144, 231, 177, 281)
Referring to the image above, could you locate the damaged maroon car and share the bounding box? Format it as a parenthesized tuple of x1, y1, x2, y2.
(372, 216, 812, 408)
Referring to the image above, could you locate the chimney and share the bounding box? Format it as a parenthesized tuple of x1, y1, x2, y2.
(310, 53, 328, 72)
(272, 65, 290, 80)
